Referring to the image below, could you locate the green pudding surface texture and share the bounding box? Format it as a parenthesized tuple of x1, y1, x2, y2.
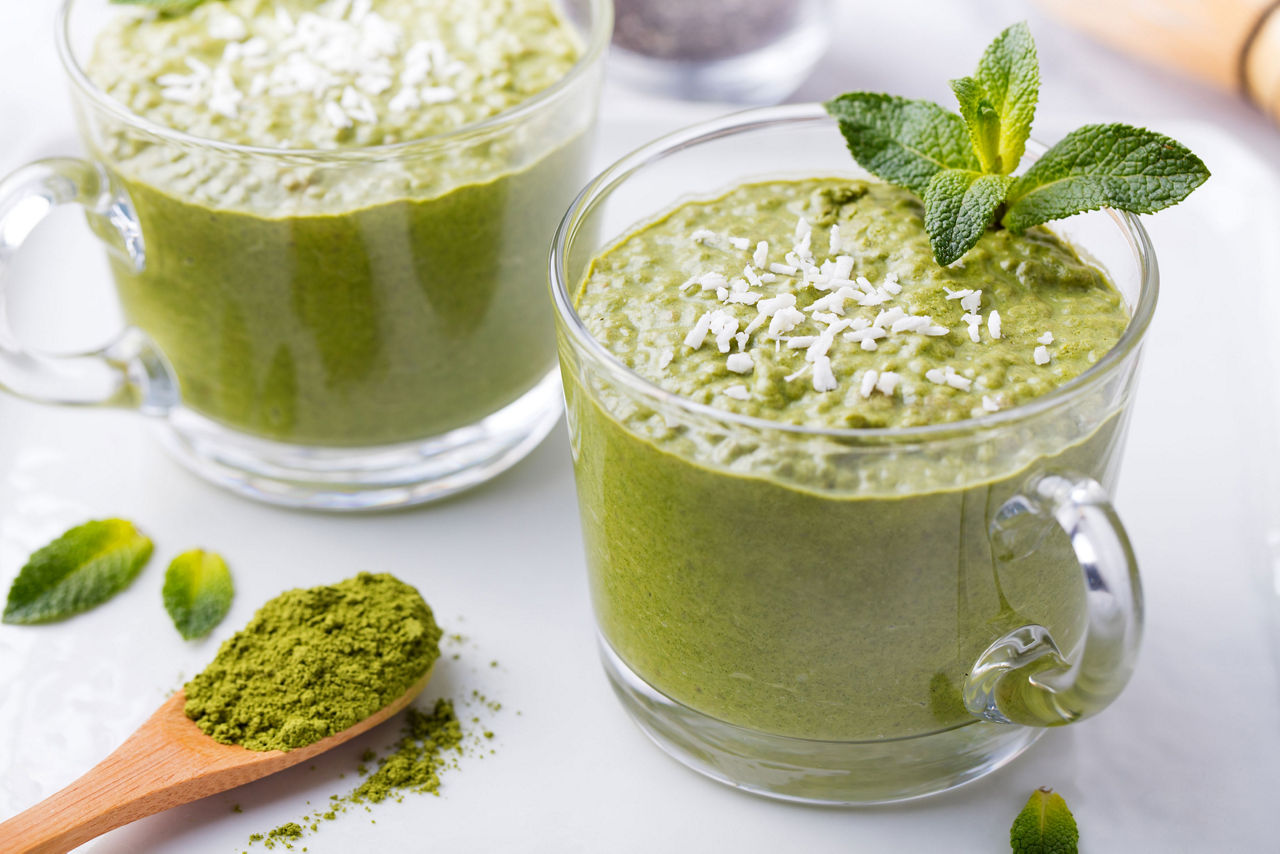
(569, 177, 1131, 740)
(576, 179, 1126, 428)
(84, 0, 587, 445)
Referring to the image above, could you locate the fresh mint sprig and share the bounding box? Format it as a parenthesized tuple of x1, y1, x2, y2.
(825, 22, 1209, 266)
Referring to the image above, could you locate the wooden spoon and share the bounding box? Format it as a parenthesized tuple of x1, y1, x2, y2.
(0, 666, 434, 854)
(1037, 0, 1280, 123)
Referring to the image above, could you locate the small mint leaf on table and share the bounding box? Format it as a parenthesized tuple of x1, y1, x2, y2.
(924, 170, 1014, 266)
(1010, 787, 1079, 854)
(1002, 123, 1211, 232)
(974, 21, 1039, 173)
(824, 93, 979, 196)
(2, 520, 153, 624)
(163, 549, 234, 640)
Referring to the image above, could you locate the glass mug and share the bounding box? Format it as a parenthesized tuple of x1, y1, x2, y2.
(550, 105, 1151, 803)
(0, 0, 610, 509)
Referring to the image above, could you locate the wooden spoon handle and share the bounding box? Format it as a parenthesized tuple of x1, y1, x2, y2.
(1247, 5, 1280, 119)
(0, 669, 431, 854)
(1038, 0, 1280, 122)
(0, 694, 280, 854)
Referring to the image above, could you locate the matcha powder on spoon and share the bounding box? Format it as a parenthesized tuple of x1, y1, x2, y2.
(184, 572, 442, 752)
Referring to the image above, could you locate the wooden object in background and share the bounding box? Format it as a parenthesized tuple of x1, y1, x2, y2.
(1039, 0, 1280, 122)
(0, 668, 433, 854)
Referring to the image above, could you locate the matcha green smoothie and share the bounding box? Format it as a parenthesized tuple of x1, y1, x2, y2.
(568, 177, 1130, 741)
(83, 0, 590, 446)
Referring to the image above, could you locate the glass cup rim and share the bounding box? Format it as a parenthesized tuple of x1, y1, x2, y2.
(55, 0, 613, 161)
(549, 102, 1160, 443)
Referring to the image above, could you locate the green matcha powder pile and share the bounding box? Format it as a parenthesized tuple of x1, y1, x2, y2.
(184, 572, 441, 751)
(179, 573, 481, 850)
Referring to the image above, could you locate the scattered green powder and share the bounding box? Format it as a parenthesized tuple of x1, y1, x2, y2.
(247, 696, 478, 848)
(184, 573, 441, 751)
(258, 822, 305, 850)
(351, 698, 464, 803)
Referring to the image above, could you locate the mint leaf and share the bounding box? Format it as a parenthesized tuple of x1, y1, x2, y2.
(951, 77, 1002, 174)
(924, 170, 1014, 265)
(162, 549, 234, 640)
(975, 21, 1039, 173)
(824, 93, 979, 196)
(2, 520, 153, 624)
(1003, 123, 1211, 232)
(827, 24, 1206, 266)
(1010, 787, 1079, 854)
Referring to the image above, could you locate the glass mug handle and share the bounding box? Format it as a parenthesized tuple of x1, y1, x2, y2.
(0, 158, 176, 413)
(966, 473, 1143, 727)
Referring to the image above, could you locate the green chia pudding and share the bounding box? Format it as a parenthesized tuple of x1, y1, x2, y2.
(84, 0, 590, 445)
(568, 177, 1130, 740)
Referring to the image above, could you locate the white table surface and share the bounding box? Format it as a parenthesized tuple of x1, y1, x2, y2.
(3, 3, 1280, 852)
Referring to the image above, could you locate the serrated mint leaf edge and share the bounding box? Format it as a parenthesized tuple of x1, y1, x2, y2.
(975, 21, 1040, 173)
(2, 520, 154, 625)
(824, 93, 980, 197)
(1002, 123, 1211, 232)
(924, 170, 1014, 266)
(163, 549, 234, 641)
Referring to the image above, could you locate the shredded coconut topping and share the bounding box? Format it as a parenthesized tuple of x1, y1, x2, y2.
(666, 210, 1074, 408)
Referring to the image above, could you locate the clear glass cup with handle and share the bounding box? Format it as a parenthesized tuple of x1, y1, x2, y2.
(0, 0, 610, 510)
(550, 104, 1152, 804)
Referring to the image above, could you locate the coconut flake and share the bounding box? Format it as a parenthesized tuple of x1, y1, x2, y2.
(756, 293, 797, 317)
(859, 369, 879, 399)
(768, 306, 805, 337)
(723, 384, 750, 400)
(726, 353, 754, 374)
(875, 371, 900, 396)
(1034, 345, 1051, 365)
(684, 312, 712, 349)
(753, 241, 769, 268)
(812, 356, 837, 392)
(988, 310, 1002, 340)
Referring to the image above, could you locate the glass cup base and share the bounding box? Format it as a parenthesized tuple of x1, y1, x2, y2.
(600, 639, 1042, 805)
(154, 370, 563, 511)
